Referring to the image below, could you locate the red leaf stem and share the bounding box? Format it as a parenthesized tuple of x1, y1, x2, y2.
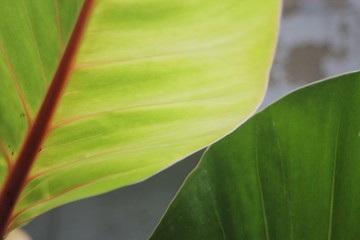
(0, 0, 95, 236)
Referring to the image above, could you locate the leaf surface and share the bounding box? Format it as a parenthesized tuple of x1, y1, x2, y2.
(151, 72, 360, 239)
(0, 0, 280, 233)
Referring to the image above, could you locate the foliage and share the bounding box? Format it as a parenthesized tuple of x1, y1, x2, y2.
(0, 0, 280, 236)
(151, 72, 360, 239)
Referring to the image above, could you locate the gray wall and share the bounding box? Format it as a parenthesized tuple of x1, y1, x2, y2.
(25, 0, 360, 239)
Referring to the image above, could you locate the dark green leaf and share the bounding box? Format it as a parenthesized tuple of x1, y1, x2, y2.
(151, 72, 360, 239)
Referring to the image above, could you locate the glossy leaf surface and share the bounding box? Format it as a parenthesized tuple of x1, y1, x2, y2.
(151, 72, 360, 239)
(0, 0, 280, 232)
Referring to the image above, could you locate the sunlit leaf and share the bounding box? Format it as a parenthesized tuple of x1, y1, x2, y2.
(0, 0, 280, 233)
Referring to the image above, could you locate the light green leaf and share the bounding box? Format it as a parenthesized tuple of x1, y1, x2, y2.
(0, 0, 280, 233)
(151, 72, 360, 239)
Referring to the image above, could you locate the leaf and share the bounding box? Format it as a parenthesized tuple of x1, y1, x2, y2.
(0, 0, 280, 234)
(151, 72, 360, 239)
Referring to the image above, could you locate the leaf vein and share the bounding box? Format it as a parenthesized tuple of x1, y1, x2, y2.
(11, 161, 165, 227)
(0, 140, 12, 172)
(271, 120, 294, 239)
(209, 191, 227, 240)
(51, 97, 224, 129)
(328, 117, 341, 240)
(255, 141, 270, 240)
(54, 0, 63, 54)
(23, 0, 48, 86)
(0, 43, 32, 127)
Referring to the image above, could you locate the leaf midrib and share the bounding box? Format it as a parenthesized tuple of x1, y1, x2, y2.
(0, 0, 95, 236)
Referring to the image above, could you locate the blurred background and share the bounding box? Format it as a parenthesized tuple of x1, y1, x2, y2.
(25, 0, 360, 239)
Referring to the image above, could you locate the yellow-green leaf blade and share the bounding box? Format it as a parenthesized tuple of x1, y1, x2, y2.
(0, 0, 280, 231)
